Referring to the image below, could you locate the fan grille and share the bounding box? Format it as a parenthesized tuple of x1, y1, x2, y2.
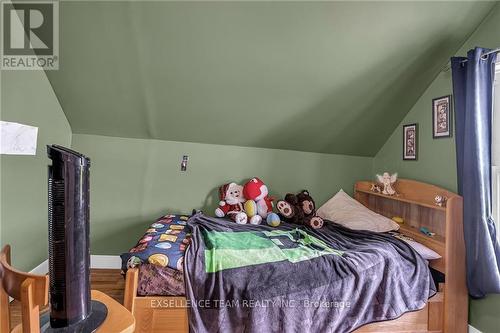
(48, 178, 66, 311)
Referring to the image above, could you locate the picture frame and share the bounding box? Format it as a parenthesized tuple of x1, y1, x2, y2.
(432, 95, 452, 138)
(403, 123, 418, 160)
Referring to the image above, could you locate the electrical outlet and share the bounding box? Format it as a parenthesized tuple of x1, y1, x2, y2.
(181, 155, 188, 171)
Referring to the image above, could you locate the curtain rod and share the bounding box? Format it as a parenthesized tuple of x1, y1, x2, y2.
(441, 48, 500, 72)
(481, 48, 500, 59)
(459, 48, 500, 65)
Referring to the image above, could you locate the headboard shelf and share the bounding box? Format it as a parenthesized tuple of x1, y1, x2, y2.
(355, 188, 448, 238)
(398, 223, 446, 272)
(354, 178, 467, 332)
(354, 178, 463, 270)
(398, 224, 445, 245)
(355, 188, 446, 211)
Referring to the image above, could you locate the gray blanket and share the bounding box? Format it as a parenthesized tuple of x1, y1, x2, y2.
(185, 213, 435, 333)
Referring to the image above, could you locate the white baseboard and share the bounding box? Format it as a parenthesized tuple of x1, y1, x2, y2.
(89, 255, 122, 269)
(469, 324, 483, 333)
(28, 254, 121, 274)
(30, 259, 49, 275)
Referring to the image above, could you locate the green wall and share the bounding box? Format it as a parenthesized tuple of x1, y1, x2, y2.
(71, 133, 372, 255)
(373, 4, 500, 332)
(46, 1, 495, 156)
(372, 70, 457, 191)
(0, 70, 72, 271)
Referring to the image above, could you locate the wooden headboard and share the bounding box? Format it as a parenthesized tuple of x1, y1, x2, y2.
(354, 178, 467, 332)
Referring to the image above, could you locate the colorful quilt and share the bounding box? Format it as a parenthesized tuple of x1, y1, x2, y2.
(120, 214, 191, 272)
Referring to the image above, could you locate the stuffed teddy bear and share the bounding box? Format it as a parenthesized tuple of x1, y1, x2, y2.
(215, 182, 248, 224)
(243, 177, 274, 219)
(276, 193, 303, 224)
(276, 190, 324, 229)
(296, 190, 324, 229)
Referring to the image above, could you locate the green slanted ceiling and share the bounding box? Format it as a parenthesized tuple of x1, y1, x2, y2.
(46, 1, 495, 156)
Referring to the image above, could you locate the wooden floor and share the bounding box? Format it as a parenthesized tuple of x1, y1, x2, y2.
(9, 269, 124, 329)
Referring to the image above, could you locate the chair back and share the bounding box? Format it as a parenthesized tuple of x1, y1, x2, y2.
(0, 245, 49, 333)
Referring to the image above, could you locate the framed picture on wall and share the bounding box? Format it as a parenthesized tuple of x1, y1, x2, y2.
(403, 123, 418, 160)
(432, 95, 452, 138)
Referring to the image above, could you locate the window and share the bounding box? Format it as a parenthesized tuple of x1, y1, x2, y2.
(493, 61, 500, 234)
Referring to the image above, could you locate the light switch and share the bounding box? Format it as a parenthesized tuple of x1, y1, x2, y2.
(181, 155, 188, 171)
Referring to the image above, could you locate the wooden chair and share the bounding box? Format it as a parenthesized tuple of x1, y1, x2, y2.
(0, 245, 49, 333)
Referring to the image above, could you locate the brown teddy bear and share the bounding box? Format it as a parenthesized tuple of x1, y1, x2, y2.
(276, 190, 324, 229)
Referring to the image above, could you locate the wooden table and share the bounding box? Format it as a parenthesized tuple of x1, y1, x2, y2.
(12, 290, 135, 333)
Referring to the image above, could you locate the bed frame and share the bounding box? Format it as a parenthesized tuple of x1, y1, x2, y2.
(124, 179, 468, 333)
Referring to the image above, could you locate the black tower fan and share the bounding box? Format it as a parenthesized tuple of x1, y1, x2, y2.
(44, 145, 107, 332)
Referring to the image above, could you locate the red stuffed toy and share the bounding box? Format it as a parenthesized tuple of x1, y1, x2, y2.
(215, 182, 248, 224)
(243, 177, 274, 218)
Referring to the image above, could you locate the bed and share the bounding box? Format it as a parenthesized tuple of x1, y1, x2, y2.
(122, 179, 467, 333)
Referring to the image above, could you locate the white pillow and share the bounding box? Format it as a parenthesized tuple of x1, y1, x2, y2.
(403, 239, 441, 260)
(317, 189, 400, 232)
